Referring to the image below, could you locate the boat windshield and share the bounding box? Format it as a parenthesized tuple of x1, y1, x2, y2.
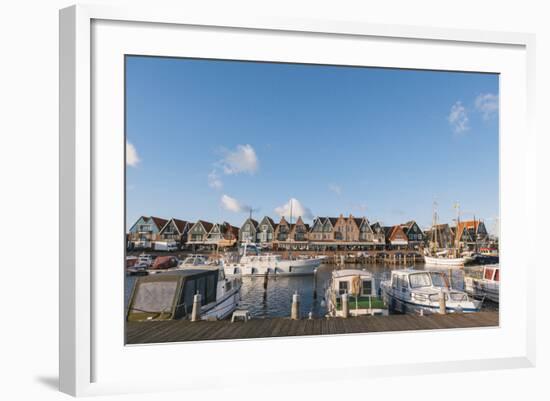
(409, 273, 431, 288)
(182, 257, 204, 265)
(430, 272, 447, 288)
(449, 292, 467, 302)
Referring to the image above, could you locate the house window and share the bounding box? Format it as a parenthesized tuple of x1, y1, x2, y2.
(339, 281, 348, 295)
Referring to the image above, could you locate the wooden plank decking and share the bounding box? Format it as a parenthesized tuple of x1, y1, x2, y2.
(126, 311, 498, 344)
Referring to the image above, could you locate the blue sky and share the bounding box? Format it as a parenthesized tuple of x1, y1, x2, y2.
(126, 56, 499, 232)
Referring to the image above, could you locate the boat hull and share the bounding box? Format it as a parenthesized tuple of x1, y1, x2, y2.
(201, 286, 241, 320)
(224, 257, 322, 276)
(380, 282, 481, 315)
(464, 277, 500, 303)
(424, 255, 467, 266)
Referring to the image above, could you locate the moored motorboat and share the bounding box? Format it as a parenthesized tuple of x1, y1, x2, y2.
(464, 264, 499, 303)
(126, 255, 139, 268)
(125, 256, 149, 275)
(325, 269, 388, 317)
(127, 266, 241, 321)
(471, 253, 499, 265)
(178, 254, 211, 268)
(222, 243, 324, 276)
(146, 255, 179, 274)
(380, 269, 482, 314)
(137, 253, 154, 267)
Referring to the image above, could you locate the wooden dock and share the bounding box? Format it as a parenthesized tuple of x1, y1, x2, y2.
(126, 311, 498, 344)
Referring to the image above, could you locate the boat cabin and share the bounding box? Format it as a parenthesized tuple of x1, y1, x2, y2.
(390, 269, 449, 291)
(327, 269, 387, 315)
(482, 265, 500, 282)
(179, 255, 209, 267)
(382, 269, 481, 313)
(127, 268, 224, 321)
(332, 269, 376, 297)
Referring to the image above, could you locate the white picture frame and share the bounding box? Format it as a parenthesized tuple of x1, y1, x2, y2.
(59, 3, 536, 397)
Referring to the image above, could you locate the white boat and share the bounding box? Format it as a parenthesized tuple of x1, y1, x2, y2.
(424, 202, 472, 266)
(325, 269, 388, 317)
(380, 269, 482, 314)
(424, 254, 469, 266)
(222, 243, 324, 276)
(178, 254, 211, 268)
(464, 264, 499, 303)
(424, 249, 474, 266)
(137, 253, 154, 267)
(127, 266, 242, 321)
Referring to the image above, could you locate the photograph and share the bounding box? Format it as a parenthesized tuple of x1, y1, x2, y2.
(124, 56, 500, 344)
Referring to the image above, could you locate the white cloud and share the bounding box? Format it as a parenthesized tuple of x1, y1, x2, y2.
(475, 93, 499, 120)
(220, 144, 259, 175)
(328, 184, 342, 196)
(220, 194, 251, 213)
(126, 141, 140, 167)
(448, 101, 469, 134)
(274, 198, 313, 220)
(208, 170, 223, 189)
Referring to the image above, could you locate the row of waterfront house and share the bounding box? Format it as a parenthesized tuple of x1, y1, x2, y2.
(127, 214, 492, 251)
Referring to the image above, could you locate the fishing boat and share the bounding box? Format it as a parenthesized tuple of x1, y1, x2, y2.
(424, 202, 470, 266)
(380, 269, 482, 314)
(222, 243, 324, 276)
(424, 251, 471, 266)
(464, 264, 499, 303)
(325, 269, 388, 317)
(127, 266, 241, 321)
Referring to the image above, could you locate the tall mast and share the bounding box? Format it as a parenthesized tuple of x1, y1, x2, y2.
(454, 201, 460, 252)
(289, 198, 293, 225)
(473, 214, 477, 252)
(432, 201, 438, 250)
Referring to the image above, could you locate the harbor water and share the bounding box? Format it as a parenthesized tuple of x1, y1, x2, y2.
(125, 263, 497, 318)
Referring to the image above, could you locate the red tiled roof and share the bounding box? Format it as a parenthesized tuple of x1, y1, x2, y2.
(172, 218, 189, 233)
(150, 216, 168, 230)
(456, 220, 481, 236)
(197, 220, 214, 233)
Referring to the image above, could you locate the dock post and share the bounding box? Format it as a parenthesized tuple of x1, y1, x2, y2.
(191, 293, 202, 321)
(291, 291, 300, 320)
(439, 289, 446, 315)
(263, 272, 268, 290)
(313, 269, 318, 299)
(341, 293, 349, 318)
